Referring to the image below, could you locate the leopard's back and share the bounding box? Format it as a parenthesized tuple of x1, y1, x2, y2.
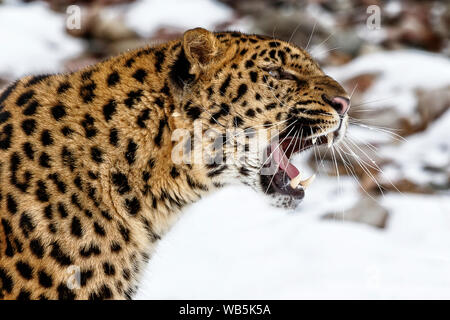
(0, 46, 180, 300)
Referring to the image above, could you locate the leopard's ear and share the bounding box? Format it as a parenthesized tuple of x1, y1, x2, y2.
(183, 28, 219, 69)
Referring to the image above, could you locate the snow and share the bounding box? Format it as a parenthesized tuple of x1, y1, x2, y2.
(124, 0, 233, 37)
(385, 1, 402, 17)
(325, 50, 450, 117)
(0, 1, 84, 78)
(136, 186, 450, 299)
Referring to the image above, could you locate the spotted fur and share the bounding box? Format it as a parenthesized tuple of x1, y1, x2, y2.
(0, 28, 348, 300)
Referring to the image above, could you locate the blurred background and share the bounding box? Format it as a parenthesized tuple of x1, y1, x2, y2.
(1, 0, 449, 299)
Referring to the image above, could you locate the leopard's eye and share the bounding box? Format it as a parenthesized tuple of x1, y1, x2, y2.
(268, 69, 281, 79)
(266, 68, 296, 81)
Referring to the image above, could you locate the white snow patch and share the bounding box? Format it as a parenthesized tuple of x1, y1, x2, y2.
(136, 187, 450, 299)
(125, 0, 233, 37)
(0, 2, 84, 78)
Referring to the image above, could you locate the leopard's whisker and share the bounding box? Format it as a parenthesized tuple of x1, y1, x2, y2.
(305, 20, 317, 51)
(288, 21, 303, 44)
(341, 139, 385, 197)
(335, 144, 381, 203)
(345, 135, 405, 196)
(349, 121, 407, 143)
(312, 46, 341, 57)
(310, 31, 336, 56)
(336, 143, 380, 203)
(330, 140, 346, 221)
(350, 96, 396, 109)
(349, 82, 358, 100)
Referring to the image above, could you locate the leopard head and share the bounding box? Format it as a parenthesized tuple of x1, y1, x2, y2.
(170, 28, 350, 209)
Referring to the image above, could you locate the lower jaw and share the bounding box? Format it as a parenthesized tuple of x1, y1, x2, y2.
(260, 170, 305, 201)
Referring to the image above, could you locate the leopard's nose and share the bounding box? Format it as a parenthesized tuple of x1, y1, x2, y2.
(321, 94, 350, 115)
(329, 96, 350, 115)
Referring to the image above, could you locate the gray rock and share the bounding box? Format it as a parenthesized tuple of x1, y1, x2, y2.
(322, 196, 389, 229)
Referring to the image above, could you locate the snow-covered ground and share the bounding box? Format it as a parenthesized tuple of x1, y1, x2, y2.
(135, 184, 450, 299)
(1, 0, 449, 300)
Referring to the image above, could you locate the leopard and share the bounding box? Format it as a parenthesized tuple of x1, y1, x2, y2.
(0, 28, 350, 300)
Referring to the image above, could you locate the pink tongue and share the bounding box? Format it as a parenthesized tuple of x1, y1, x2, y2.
(271, 143, 299, 179)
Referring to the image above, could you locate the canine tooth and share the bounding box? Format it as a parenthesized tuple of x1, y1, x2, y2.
(290, 173, 303, 189)
(312, 137, 317, 144)
(299, 174, 316, 188)
(327, 132, 334, 148)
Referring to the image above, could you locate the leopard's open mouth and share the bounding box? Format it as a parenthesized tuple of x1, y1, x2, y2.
(260, 130, 338, 201)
